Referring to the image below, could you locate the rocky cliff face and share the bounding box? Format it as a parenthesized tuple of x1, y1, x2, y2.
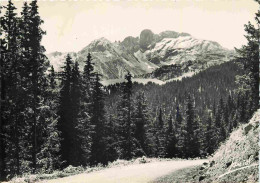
(47, 29, 235, 82)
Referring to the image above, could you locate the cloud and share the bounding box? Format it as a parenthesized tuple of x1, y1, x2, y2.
(8, 0, 258, 53)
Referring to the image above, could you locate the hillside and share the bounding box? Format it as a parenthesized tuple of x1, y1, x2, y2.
(47, 30, 235, 80)
(151, 111, 259, 183)
(106, 61, 243, 120)
(201, 110, 259, 182)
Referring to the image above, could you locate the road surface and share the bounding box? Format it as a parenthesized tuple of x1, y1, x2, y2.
(39, 159, 207, 183)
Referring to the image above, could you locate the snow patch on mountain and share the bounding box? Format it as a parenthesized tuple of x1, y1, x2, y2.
(47, 29, 235, 83)
(101, 78, 166, 86)
(166, 71, 196, 82)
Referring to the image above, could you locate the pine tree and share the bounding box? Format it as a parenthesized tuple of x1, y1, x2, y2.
(133, 92, 149, 156)
(184, 94, 200, 158)
(214, 97, 225, 144)
(104, 114, 119, 162)
(48, 66, 56, 91)
(238, 93, 247, 124)
(70, 61, 82, 166)
(175, 105, 183, 157)
(22, 0, 49, 172)
(117, 72, 136, 159)
(90, 73, 107, 165)
(37, 66, 60, 172)
(0, 5, 8, 180)
(83, 53, 95, 102)
(155, 108, 166, 157)
(205, 115, 216, 155)
(236, 1, 259, 116)
(1, 0, 24, 176)
(226, 94, 235, 133)
(57, 54, 73, 167)
(158, 108, 164, 128)
(75, 53, 96, 165)
(165, 114, 177, 158)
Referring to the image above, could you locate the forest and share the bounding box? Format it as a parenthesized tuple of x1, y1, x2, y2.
(0, 0, 259, 181)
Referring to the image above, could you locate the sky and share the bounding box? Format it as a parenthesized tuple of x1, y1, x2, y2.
(6, 0, 259, 53)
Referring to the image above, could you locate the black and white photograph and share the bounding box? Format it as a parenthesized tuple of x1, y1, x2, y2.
(0, 0, 259, 182)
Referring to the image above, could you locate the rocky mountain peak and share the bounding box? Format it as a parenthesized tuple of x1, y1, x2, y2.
(47, 29, 234, 82)
(139, 29, 155, 50)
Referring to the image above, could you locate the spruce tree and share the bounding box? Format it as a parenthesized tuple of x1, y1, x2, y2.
(117, 72, 136, 159)
(37, 66, 60, 172)
(70, 61, 82, 166)
(75, 53, 95, 165)
(23, 0, 49, 172)
(184, 94, 200, 158)
(0, 5, 8, 180)
(133, 92, 149, 156)
(236, 1, 259, 116)
(155, 108, 166, 157)
(104, 114, 118, 162)
(90, 73, 107, 165)
(175, 105, 183, 157)
(57, 54, 73, 167)
(1, 0, 24, 176)
(205, 115, 215, 155)
(165, 114, 177, 158)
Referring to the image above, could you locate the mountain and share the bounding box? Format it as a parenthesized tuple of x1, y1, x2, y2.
(47, 30, 235, 81)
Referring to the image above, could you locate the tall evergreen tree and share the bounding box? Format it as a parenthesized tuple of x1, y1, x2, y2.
(57, 54, 73, 167)
(70, 61, 82, 166)
(104, 114, 119, 162)
(165, 114, 177, 158)
(1, 0, 24, 176)
(155, 108, 166, 157)
(175, 105, 183, 157)
(205, 115, 215, 155)
(236, 0, 259, 115)
(184, 94, 200, 158)
(75, 53, 96, 165)
(90, 73, 107, 165)
(0, 5, 8, 180)
(23, 0, 49, 172)
(37, 66, 60, 172)
(133, 92, 150, 156)
(117, 72, 136, 159)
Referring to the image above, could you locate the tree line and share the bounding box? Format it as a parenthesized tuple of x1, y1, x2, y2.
(0, 0, 259, 181)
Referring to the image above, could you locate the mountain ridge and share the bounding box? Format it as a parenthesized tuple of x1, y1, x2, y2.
(47, 29, 235, 82)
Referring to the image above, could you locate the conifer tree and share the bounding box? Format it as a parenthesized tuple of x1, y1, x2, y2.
(117, 72, 136, 159)
(37, 66, 60, 172)
(155, 108, 166, 157)
(23, 0, 50, 172)
(165, 114, 177, 158)
(214, 97, 226, 144)
(48, 66, 56, 91)
(236, 0, 259, 116)
(90, 73, 107, 165)
(175, 105, 183, 157)
(205, 115, 215, 155)
(184, 94, 200, 158)
(133, 92, 149, 156)
(75, 53, 95, 165)
(104, 114, 119, 162)
(70, 61, 82, 166)
(83, 53, 95, 101)
(0, 5, 8, 180)
(1, 0, 24, 176)
(57, 54, 73, 167)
